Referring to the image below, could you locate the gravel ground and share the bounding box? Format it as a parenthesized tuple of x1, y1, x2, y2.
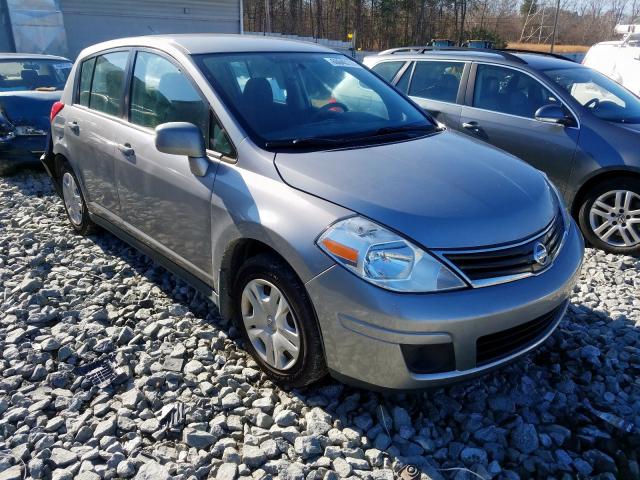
(1, 169, 639, 480)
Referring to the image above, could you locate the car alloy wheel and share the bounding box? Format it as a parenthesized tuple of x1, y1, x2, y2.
(62, 171, 84, 227)
(589, 189, 640, 248)
(240, 278, 301, 371)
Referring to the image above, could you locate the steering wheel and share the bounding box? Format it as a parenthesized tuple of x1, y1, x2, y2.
(314, 102, 349, 118)
(584, 98, 600, 110)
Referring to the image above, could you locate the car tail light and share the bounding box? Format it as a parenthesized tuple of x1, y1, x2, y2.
(50, 101, 64, 122)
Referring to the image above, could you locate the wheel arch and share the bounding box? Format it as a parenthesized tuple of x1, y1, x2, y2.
(218, 237, 312, 320)
(216, 236, 329, 363)
(570, 168, 640, 218)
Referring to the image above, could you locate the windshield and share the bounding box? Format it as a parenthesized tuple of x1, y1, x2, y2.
(0, 59, 71, 92)
(194, 52, 434, 148)
(544, 67, 640, 124)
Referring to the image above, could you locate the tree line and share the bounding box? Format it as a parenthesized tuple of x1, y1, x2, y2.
(243, 0, 640, 50)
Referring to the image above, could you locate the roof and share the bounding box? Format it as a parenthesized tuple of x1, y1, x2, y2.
(0, 52, 70, 61)
(369, 48, 581, 71)
(79, 34, 336, 58)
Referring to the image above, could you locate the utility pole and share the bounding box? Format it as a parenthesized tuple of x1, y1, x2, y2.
(550, 0, 560, 52)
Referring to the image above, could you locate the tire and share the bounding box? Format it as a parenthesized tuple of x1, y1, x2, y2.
(577, 177, 640, 256)
(233, 253, 327, 387)
(60, 163, 96, 236)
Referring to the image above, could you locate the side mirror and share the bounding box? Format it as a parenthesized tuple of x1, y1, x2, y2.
(534, 104, 575, 127)
(155, 122, 209, 176)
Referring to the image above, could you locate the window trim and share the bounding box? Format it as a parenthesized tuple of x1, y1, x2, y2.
(73, 48, 132, 120)
(126, 47, 237, 161)
(466, 61, 580, 128)
(393, 61, 414, 94)
(405, 59, 470, 105)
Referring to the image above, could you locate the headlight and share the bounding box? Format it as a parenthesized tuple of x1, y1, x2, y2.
(317, 216, 466, 292)
(544, 175, 570, 229)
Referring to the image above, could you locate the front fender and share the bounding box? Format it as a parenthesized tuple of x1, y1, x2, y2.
(210, 160, 351, 318)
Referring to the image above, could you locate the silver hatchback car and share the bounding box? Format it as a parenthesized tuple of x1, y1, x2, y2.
(43, 35, 584, 390)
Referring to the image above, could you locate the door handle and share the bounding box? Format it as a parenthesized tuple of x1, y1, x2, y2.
(462, 121, 479, 130)
(117, 143, 135, 156)
(66, 121, 79, 134)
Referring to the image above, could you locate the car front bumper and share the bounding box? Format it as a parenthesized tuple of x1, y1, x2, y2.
(305, 219, 584, 390)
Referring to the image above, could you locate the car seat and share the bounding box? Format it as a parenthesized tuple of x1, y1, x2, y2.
(20, 70, 38, 90)
(242, 78, 275, 134)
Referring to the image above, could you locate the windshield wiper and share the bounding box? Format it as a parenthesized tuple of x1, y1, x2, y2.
(372, 123, 436, 136)
(264, 124, 437, 149)
(265, 137, 349, 149)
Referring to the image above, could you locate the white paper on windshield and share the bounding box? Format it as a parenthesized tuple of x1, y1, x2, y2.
(324, 57, 359, 68)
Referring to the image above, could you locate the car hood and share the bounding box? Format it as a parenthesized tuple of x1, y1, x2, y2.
(275, 131, 558, 249)
(0, 91, 61, 131)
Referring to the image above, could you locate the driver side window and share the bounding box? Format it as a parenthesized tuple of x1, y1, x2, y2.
(473, 64, 559, 119)
(130, 51, 208, 138)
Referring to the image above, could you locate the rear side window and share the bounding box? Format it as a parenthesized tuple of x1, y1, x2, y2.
(371, 61, 405, 82)
(89, 51, 129, 116)
(473, 64, 559, 118)
(409, 61, 464, 103)
(130, 51, 208, 137)
(78, 57, 96, 106)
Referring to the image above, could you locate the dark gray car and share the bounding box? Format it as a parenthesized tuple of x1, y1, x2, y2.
(43, 35, 583, 390)
(365, 48, 640, 255)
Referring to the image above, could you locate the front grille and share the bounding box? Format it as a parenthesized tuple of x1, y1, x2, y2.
(444, 213, 564, 282)
(476, 305, 563, 366)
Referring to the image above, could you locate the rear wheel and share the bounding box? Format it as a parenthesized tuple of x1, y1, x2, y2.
(578, 178, 640, 255)
(234, 254, 327, 387)
(60, 164, 96, 236)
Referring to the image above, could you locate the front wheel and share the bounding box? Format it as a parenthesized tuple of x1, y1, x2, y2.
(578, 178, 640, 255)
(233, 254, 327, 388)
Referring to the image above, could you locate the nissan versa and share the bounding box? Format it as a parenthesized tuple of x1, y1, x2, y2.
(43, 35, 584, 389)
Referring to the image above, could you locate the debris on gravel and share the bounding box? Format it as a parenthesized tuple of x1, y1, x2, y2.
(1, 169, 639, 480)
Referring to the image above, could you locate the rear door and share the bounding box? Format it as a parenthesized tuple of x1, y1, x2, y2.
(460, 63, 580, 193)
(112, 49, 235, 282)
(63, 50, 130, 214)
(404, 60, 469, 127)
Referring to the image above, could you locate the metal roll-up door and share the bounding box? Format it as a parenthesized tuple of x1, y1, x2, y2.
(60, 0, 242, 59)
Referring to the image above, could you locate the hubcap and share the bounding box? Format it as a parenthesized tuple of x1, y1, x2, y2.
(241, 279, 301, 371)
(62, 172, 83, 226)
(589, 190, 640, 248)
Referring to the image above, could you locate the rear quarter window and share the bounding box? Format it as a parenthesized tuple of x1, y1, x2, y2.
(77, 57, 96, 107)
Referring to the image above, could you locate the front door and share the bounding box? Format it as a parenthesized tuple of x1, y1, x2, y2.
(460, 63, 580, 193)
(112, 50, 219, 282)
